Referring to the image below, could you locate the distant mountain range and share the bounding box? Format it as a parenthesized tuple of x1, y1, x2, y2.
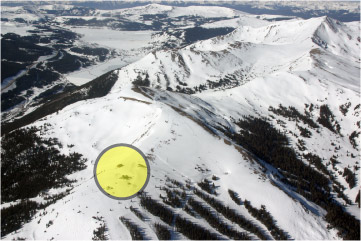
(2, 0, 360, 21)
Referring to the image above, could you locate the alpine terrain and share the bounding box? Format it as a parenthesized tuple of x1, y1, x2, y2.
(1, 1, 360, 240)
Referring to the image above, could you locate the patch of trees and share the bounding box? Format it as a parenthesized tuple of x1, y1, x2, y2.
(354, 104, 360, 112)
(184, 204, 198, 217)
(64, 18, 111, 27)
(243, 200, 289, 240)
(194, 189, 268, 240)
(120, 217, 146, 240)
(191, 74, 246, 93)
(228, 189, 242, 205)
(1, 66, 61, 111)
(132, 74, 150, 87)
(192, 84, 207, 93)
(44, 7, 95, 17)
(330, 156, 340, 168)
(1, 60, 27, 82)
(139, 194, 174, 225)
(14, 18, 27, 23)
(22, 34, 52, 44)
(183, 27, 235, 44)
(343, 167, 356, 189)
(65, 18, 152, 31)
(0, 28, 81, 111)
(48, 50, 91, 74)
(92, 222, 108, 240)
(332, 183, 351, 205)
(1, 189, 71, 238)
(151, 20, 164, 30)
(130, 206, 147, 221)
(112, 20, 154, 31)
(305, 103, 315, 114)
(303, 153, 329, 176)
(297, 138, 306, 151)
(1, 200, 38, 237)
(1, 33, 53, 62)
(176, 85, 195, 94)
(228, 189, 289, 239)
(52, 43, 72, 50)
(349, 131, 359, 149)
(1, 93, 26, 112)
(50, 29, 79, 44)
(188, 198, 250, 240)
(297, 124, 312, 138)
(198, 179, 218, 195)
(139, 192, 221, 239)
(70, 47, 109, 61)
(317, 104, 341, 134)
(154, 223, 171, 240)
(33, 84, 69, 103)
(268, 104, 319, 128)
(1, 127, 86, 203)
(19, 67, 60, 90)
(162, 187, 183, 208)
(355, 191, 360, 208)
(174, 216, 220, 240)
(339, 102, 351, 116)
(206, 74, 241, 90)
(142, 14, 168, 21)
(325, 202, 360, 240)
(166, 177, 184, 188)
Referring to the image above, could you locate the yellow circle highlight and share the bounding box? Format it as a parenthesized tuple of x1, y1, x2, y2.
(95, 145, 149, 199)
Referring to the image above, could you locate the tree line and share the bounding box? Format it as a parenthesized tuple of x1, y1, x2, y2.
(194, 189, 268, 240)
(120, 217, 145, 240)
(139, 193, 221, 240)
(243, 200, 289, 240)
(1, 127, 86, 237)
(188, 197, 250, 240)
(1, 127, 86, 202)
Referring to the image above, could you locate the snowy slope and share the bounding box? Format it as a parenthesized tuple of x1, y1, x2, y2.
(94, 3, 241, 19)
(112, 16, 360, 93)
(3, 84, 339, 240)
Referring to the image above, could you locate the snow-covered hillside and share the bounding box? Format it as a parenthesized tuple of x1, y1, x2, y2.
(112, 16, 360, 93)
(1, 3, 360, 241)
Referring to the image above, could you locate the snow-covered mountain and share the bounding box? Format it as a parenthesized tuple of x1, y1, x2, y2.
(1, 3, 244, 122)
(113, 16, 359, 92)
(1, 3, 360, 241)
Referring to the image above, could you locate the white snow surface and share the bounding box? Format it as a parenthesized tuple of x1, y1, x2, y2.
(69, 28, 155, 51)
(95, 3, 243, 19)
(1, 22, 36, 36)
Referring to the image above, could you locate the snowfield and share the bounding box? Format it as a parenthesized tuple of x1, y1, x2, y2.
(64, 28, 158, 85)
(69, 28, 155, 51)
(1, 21, 37, 36)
